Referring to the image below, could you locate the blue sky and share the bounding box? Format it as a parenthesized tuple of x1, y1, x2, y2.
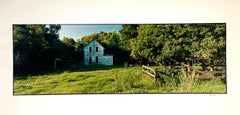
(59, 25, 122, 41)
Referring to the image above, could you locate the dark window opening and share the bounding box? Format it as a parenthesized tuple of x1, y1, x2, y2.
(89, 57, 92, 63)
(89, 47, 92, 52)
(96, 47, 98, 52)
(96, 56, 98, 63)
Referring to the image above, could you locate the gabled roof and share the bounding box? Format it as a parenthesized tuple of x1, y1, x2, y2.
(83, 39, 105, 49)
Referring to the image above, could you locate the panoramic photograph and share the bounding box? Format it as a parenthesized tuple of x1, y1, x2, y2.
(13, 24, 226, 94)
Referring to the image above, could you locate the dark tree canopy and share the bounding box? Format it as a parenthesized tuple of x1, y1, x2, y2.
(13, 24, 62, 75)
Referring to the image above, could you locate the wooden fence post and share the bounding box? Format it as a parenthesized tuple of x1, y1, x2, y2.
(142, 65, 159, 83)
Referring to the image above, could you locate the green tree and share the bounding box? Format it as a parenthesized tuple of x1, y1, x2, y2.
(101, 31, 120, 47)
(62, 37, 76, 47)
(60, 37, 77, 64)
(129, 24, 226, 68)
(41, 25, 62, 70)
(75, 39, 85, 62)
(119, 24, 139, 51)
(13, 24, 62, 75)
(14, 25, 45, 74)
(81, 33, 100, 45)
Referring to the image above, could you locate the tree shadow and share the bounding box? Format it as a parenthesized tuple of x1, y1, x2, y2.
(14, 64, 125, 80)
(67, 64, 124, 72)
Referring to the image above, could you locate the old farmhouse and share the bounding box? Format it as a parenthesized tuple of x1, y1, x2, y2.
(83, 39, 113, 65)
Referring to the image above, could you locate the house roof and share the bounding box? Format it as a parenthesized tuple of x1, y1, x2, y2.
(83, 39, 105, 49)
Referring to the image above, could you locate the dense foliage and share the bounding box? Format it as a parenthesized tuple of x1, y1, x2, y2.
(13, 25, 62, 75)
(129, 24, 226, 68)
(13, 24, 226, 76)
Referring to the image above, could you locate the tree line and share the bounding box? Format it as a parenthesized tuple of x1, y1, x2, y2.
(129, 24, 226, 68)
(13, 24, 226, 76)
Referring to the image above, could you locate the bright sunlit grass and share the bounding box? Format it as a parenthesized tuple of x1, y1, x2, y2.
(14, 65, 226, 94)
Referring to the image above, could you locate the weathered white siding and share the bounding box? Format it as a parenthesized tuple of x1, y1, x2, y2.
(102, 55, 113, 65)
(83, 39, 113, 65)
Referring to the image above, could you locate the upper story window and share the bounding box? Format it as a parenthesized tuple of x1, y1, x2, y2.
(89, 47, 92, 52)
(96, 47, 98, 52)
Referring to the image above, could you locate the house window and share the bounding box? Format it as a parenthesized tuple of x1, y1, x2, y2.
(96, 56, 98, 63)
(89, 47, 92, 52)
(96, 47, 98, 52)
(89, 57, 92, 64)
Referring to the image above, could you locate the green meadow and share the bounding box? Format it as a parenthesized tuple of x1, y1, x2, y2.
(14, 65, 226, 94)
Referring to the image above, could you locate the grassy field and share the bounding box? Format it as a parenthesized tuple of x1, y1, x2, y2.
(14, 65, 226, 94)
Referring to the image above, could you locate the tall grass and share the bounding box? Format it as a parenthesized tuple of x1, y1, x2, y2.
(173, 68, 199, 92)
(154, 65, 226, 93)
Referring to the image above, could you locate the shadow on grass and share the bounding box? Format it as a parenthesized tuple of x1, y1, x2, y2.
(14, 64, 125, 80)
(69, 64, 125, 72)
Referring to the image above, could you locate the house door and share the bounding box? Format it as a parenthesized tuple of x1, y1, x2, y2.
(96, 56, 98, 63)
(89, 57, 92, 64)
